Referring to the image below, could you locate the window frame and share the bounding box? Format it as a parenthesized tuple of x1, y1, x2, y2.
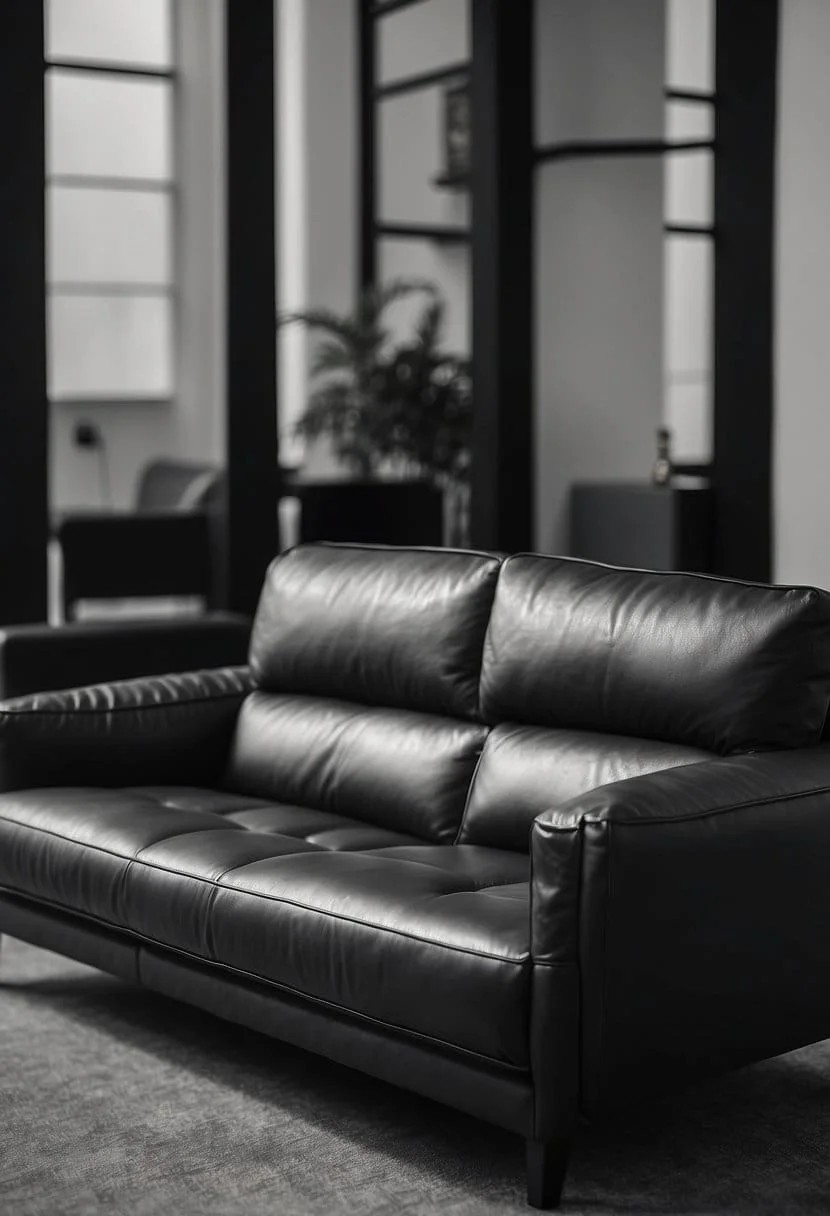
(44, 9, 178, 407)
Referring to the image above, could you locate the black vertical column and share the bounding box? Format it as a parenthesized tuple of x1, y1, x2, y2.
(469, 0, 534, 553)
(712, 0, 778, 581)
(0, 3, 48, 622)
(358, 0, 377, 292)
(225, 0, 280, 614)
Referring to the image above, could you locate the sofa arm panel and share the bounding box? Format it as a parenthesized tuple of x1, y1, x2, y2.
(531, 747, 830, 1118)
(0, 666, 253, 790)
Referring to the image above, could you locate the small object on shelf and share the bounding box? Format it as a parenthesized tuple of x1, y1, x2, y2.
(431, 171, 469, 192)
(436, 83, 471, 190)
(652, 425, 673, 487)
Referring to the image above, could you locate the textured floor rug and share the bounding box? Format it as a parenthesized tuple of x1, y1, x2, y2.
(1, 936, 829, 1216)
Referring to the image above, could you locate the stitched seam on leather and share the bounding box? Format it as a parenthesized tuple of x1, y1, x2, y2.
(366, 859, 528, 892)
(533, 777, 830, 833)
(0, 884, 530, 1074)
(0, 689, 248, 719)
(453, 740, 490, 846)
(509, 551, 827, 596)
(366, 849, 527, 889)
(472, 558, 505, 722)
(0, 812, 530, 964)
(529, 831, 540, 1135)
(312, 541, 500, 561)
(583, 780, 830, 826)
(598, 822, 612, 1111)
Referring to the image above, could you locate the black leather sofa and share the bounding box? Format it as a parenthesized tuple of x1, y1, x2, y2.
(2, 542, 830, 1209)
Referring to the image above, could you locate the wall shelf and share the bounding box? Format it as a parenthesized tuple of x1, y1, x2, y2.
(431, 172, 469, 192)
(375, 221, 469, 245)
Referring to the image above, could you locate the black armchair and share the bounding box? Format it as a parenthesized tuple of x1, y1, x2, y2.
(53, 459, 226, 621)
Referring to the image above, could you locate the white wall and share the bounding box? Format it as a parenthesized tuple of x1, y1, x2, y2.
(662, 0, 714, 464)
(277, 0, 357, 475)
(50, 0, 226, 510)
(774, 0, 830, 587)
(534, 0, 666, 553)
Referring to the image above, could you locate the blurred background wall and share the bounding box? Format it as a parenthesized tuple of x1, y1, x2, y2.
(9, 0, 830, 624)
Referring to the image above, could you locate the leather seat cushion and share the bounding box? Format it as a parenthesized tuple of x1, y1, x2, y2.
(0, 787, 530, 1066)
(458, 724, 712, 851)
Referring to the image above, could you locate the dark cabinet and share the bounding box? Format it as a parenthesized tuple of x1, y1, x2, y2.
(569, 481, 714, 573)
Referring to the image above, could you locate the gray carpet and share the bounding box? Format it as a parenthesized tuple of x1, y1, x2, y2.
(1, 937, 829, 1216)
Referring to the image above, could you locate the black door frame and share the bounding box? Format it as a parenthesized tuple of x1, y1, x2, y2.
(225, 0, 281, 613)
(0, 1, 48, 623)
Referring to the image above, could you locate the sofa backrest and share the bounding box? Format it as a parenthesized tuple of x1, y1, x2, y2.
(226, 544, 830, 853)
(480, 554, 830, 754)
(248, 543, 499, 718)
(457, 553, 830, 850)
(224, 544, 499, 843)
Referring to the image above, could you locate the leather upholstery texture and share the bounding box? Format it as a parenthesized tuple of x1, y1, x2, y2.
(480, 554, 830, 752)
(249, 544, 501, 718)
(0, 786, 529, 1065)
(531, 745, 830, 1120)
(225, 692, 488, 842)
(0, 892, 535, 1136)
(0, 667, 251, 790)
(458, 724, 711, 851)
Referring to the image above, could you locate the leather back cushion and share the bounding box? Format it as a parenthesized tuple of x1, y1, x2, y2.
(458, 724, 711, 851)
(480, 555, 830, 754)
(225, 692, 488, 843)
(250, 544, 501, 719)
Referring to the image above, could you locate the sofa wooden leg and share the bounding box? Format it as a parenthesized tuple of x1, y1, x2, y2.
(526, 1137, 570, 1209)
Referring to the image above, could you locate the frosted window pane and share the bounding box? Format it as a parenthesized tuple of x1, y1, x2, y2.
(48, 187, 171, 284)
(535, 0, 665, 145)
(665, 99, 713, 142)
(49, 296, 173, 397)
(665, 150, 712, 225)
(379, 92, 470, 226)
(378, 0, 468, 86)
(47, 71, 172, 180)
(665, 380, 712, 462)
(378, 238, 470, 356)
(664, 236, 712, 374)
(46, 0, 171, 68)
(666, 0, 714, 91)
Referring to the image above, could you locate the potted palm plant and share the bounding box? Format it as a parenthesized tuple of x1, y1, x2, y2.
(279, 279, 471, 546)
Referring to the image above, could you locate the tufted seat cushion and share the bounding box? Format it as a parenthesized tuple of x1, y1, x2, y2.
(0, 785, 530, 1067)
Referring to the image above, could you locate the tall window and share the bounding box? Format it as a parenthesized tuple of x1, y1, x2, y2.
(45, 0, 175, 404)
(663, 0, 715, 465)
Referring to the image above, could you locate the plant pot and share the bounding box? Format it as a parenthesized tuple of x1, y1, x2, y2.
(291, 479, 445, 547)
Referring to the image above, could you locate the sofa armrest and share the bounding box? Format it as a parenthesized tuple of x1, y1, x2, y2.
(0, 666, 252, 791)
(0, 615, 251, 699)
(531, 747, 830, 1117)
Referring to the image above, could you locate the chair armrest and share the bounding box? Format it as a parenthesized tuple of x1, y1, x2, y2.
(0, 616, 251, 699)
(0, 666, 252, 791)
(531, 747, 830, 1117)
